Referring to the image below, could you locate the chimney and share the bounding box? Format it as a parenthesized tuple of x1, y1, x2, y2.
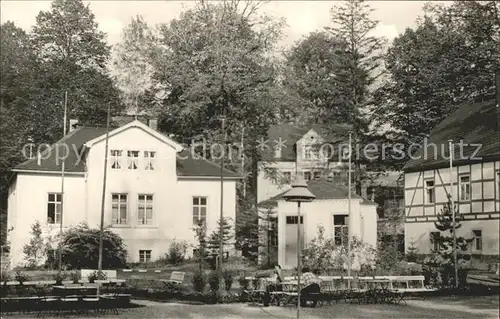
(69, 119, 79, 132)
(148, 118, 158, 131)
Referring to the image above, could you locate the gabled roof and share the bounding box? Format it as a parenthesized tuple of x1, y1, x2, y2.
(15, 126, 108, 173)
(176, 149, 240, 178)
(14, 123, 240, 179)
(258, 179, 376, 207)
(84, 120, 183, 151)
(262, 123, 352, 161)
(404, 100, 500, 172)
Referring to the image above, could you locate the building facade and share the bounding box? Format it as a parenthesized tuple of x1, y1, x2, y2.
(7, 120, 239, 268)
(257, 124, 352, 204)
(404, 100, 500, 267)
(259, 180, 377, 269)
(255, 124, 382, 266)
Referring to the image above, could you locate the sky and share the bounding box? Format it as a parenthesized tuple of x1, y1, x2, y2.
(0, 0, 446, 49)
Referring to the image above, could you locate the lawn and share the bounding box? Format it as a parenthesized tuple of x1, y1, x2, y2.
(6, 296, 499, 319)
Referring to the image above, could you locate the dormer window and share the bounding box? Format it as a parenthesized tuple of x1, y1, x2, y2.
(144, 151, 156, 170)
(303, 171, 312, 181)
(127, 150, 139, 170)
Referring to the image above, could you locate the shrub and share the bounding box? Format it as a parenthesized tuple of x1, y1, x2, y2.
(14, 270, 30, 285)
(167, 240, 188, 265)
(88, 270, 107, 283)
(50, 223, 127, 269)
(238, 275, 249, 290)
(53, 271, 68, 285)
(192, 272, 206, 293)
(222, 269, 234, 292)
(406, 239, 419, 262)
(208, 271, 220, 293)
(23, 221, 46, 268)
(69, 271, 81, 284)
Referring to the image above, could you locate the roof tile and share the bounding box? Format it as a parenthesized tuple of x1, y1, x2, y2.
(404, 100, 500, 172)
(14, 124, 240, 178)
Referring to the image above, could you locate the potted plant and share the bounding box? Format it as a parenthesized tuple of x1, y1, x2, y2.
(69, 271, 81, 284)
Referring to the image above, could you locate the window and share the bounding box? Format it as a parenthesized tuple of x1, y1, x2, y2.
(139, 250, 151, 263)
(303, 171, 312, 181)
(144, 151, 156, 170)
(333, 215, 349, 246)
(430, 232, 440, 252)
(127, 150, 139, 170)
(304, 147, 319, 160)
(110, 150, 122, 169)
(367, 187, 375, 201)
(286, 216, 303, 224)
(282, 171, 291, 183)
(472, 230, 482, 251)
(425, 180, 435, 203)
(460, 175, 471, 200)
(269, 217, 278, 246)
(47, 193, 62, 224)
(313, 171, 321, 180)
(111, 194, 128, 224)
(304, 147, 312, 160)
(138, 194, 154, 225)
(193, 197, 207, 226)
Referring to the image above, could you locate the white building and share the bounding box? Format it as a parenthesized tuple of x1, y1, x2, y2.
(259, 180, 377, 269)
(7, 120, 240, 268)
(256, 124, 378, 268)
(257, 124, 352, 203)
(404, 99, 500, 268)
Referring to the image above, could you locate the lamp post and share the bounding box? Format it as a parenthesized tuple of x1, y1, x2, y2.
(282, 175, 315, 319)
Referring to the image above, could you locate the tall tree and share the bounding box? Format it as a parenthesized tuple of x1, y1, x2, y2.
(374, 1, 499, 169)
(111, 15, 155, 116)
(29, 0, 122, 141)
(148, 0, 286, 200)
(326, 0, 387, 195)
(283, 32, 349, 124)
(0, 22, 38, 204)
(150, 0, 284, 141)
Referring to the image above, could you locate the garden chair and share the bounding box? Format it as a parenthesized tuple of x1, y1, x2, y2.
(159, 271, 185, 289)
(245, 278, 267, 305)
(319, 279, 335, 306)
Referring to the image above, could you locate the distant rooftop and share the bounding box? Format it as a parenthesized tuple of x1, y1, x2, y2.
(404, 99, 500, 172)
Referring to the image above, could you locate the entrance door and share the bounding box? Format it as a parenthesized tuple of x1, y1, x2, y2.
(285, 216, 304, 267)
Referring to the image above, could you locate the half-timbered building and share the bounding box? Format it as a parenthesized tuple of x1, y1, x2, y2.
(404, 99, 500, 267)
